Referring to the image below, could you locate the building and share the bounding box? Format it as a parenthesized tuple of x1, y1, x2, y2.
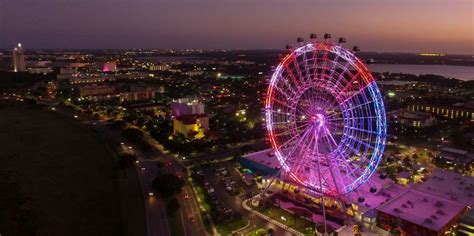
(69, 76, 115, 84)
(27, 67, 53, 74)
(413, 169, 474, 207)
(57, 67, 79, 80)
(184, 70, 205, 77)
(390, 110, 437, 128)
(149, 63, 170, 71)
(12, 43, 26, 72)
(409, 104, 474, 122)
(435, 147, 474, 173)
(119, 85, 156, 102)
(102, 61, 118, 72)
(27, 61, 53, 74)
(458, 208, 474, 236)
(79, 84, 115, 98)
(377, 189, 467, 235)
(171, 97, 205, 117)
(173, 114, 209, 138)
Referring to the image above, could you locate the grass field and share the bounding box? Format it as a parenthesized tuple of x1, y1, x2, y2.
(216, 216, 249, 235)
(247, 228, 267, 236)
(255, 204, 315, 234)
(0, 103, 144, 235)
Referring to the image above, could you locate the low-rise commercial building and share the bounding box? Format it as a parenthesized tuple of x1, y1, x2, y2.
(390, 110, 437, 128)
(377, 189, 467, 235)
(119, 85, 156, 102)
(408, 104, 474, 122)
(79, 84, 115, 98)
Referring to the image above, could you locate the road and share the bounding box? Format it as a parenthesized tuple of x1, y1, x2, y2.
(137, 157, 207, 236)
(53, 103, 295, 236)
(53, 105, 206, 236)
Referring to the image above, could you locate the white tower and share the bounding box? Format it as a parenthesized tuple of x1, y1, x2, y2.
(12, 43, 26, 72)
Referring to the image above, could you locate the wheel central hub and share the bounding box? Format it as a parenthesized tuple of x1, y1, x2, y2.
(311, 113, 325, 128)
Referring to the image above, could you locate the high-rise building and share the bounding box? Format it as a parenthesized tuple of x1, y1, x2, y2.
(12, 43, 26, 72)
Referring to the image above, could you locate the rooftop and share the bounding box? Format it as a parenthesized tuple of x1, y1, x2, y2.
(242, 148, 280, 170)
(377, 189, 466, 232)
(412, 169, 474, 206)
(347, 174, 407, 214)
(441, 147, 469, 156)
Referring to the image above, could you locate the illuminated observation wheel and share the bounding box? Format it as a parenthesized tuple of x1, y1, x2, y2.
(265, 41, 386, 196)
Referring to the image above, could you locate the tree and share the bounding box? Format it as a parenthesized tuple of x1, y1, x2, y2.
(122, 128, 143, 142)
(152, 173, 184, 198)
(267, 228, 274, 236)
(412, 153, 420, 162)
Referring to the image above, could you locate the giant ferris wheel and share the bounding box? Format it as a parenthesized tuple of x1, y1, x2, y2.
(264, 34, 386, 199)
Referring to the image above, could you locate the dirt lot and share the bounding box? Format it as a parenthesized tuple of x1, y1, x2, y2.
(0, 103, 142, 235)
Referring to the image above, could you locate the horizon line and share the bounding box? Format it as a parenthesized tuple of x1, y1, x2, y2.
(0, 47, 473, 56)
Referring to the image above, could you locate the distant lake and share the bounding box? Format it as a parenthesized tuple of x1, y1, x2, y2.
(367, 64, 474, 81)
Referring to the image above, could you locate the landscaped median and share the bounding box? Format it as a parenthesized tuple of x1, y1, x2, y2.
(247, 228, 268, 236)
(242, 199, 315, 236)
(216, 216, 249, 235)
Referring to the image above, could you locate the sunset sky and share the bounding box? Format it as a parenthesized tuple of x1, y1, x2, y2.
(1, 0, 473, 54)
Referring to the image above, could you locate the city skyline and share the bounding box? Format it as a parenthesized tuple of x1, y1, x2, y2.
(1, 0, 473, 54)
(1, 1, 474, 236)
